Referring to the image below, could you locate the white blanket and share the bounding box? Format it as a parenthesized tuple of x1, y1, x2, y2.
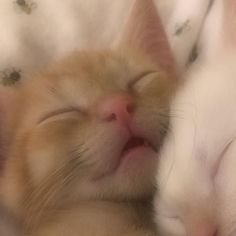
(0, 0, 212, 85)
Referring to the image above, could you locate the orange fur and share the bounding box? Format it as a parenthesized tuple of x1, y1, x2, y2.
(0, 0, 177, 235)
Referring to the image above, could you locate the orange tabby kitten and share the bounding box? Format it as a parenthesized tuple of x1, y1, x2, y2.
(0, 0, 176, 235)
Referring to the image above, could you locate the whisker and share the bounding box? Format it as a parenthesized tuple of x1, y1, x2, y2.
(23, 145, 91, 230)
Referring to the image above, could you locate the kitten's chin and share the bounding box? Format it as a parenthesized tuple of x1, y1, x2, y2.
(81, 135, 158, 200)
(90, 150, 157, 201)
(72, 146, 157, 202)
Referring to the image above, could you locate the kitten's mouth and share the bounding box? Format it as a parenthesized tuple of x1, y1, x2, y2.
(121, 136, 156, 156)
(93, 136, 157, 180)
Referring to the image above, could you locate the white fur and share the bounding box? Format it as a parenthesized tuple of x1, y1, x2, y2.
(155, 55, 236, 236)
(155, 0, 236, 235)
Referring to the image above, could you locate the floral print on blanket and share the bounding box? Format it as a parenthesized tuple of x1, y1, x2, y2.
(0, 68, 22, 86)
(13, 0, 37, 15)
(188, 44, 198, 64)
(174, 19, 191, 36)
(0, 0, 37, 86)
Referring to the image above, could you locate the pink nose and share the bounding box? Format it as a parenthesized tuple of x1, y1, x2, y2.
(99, 95, 134, 127)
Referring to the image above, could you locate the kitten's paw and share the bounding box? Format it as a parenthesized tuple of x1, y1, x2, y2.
(154, 197, 186, 236)
(154, 194, 217, 236)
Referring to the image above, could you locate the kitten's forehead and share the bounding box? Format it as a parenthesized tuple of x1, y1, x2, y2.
(49, 52, 129, 108)
(24, 51, 158, 107)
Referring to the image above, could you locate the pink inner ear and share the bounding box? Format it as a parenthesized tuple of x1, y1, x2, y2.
(120, 0, 176, 76)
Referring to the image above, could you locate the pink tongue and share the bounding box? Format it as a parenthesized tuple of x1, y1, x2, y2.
(123, 137, 145, 153)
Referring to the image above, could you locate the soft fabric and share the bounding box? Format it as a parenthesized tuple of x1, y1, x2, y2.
(0, 0, 212, 85)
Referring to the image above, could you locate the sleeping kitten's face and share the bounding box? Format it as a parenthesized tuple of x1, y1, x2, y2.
(8, 50, 173, 200)
(0, 49, 175, 220)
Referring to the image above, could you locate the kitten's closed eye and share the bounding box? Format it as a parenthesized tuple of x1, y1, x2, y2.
(38, 72, 159, 125)
(129, 71, 159, 92)
(38, 108, 82, 125)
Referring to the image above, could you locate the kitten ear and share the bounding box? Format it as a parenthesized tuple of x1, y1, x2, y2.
(119, 0, 176, 75)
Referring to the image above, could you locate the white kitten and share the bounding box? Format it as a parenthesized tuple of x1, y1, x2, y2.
(154, 0, 236, 235)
